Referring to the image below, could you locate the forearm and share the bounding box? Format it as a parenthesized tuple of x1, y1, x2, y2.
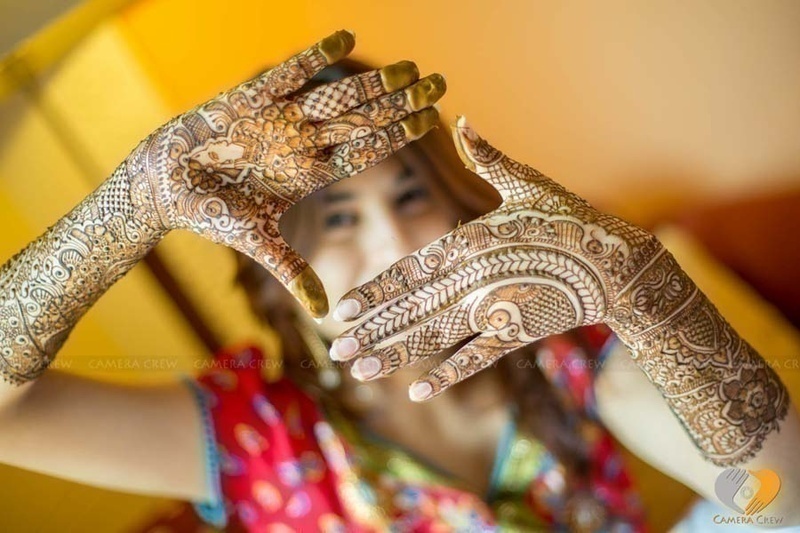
(595, 344, 800, 523)
(0, 137, 167, 385)
(606, 247, 790, 466)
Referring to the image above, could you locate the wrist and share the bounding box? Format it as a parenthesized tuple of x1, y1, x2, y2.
(123, 130, 174, 235)
(604, 247, 699, 344)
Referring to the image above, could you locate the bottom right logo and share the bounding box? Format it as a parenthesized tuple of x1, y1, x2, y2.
(714, 468, 781, 516)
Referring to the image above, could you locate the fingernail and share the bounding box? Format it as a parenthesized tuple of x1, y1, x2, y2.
(329, 336, 359, 361)
(288, 266, 328, 318)
(319, 31, 355, 63)
(333, 299, 361, 321)
(451, 116, 476, 171)
(456, 116, 478, 140)
(406, 74, 447, 111)
(409, 381, 433, 402)
(432, 72, 447, 90)
(401, 108, 438, 140)
(381, 60, 419, 92)
(351, 356, 381, 380)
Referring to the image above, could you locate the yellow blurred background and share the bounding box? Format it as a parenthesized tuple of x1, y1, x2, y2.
(1, 0, 799, 530)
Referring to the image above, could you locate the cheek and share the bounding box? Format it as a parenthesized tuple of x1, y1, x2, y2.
(410, 210, 458, 250)
(307, 245, 362, 338)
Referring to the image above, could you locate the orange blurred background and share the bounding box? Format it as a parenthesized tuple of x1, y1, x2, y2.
(1, 0, 799, 530)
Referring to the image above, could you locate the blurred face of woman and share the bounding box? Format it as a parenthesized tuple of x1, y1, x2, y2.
(305, 149, 457, 339)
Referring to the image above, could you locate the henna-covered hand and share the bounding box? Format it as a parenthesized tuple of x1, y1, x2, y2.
(143, 30, 444, 316)
(330, 116, 788, 466)
(0, 31, 444, 384)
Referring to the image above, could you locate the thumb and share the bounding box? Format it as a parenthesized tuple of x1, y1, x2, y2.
(451, 115, 504, 173)
(451, 116, 547, 202)
(242, 235, 329, 318)
(285, 260, 329, 319)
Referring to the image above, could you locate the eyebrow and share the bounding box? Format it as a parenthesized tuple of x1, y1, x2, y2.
(322, 190, 354, 204)
(322, 162, 417, 204)
(396, 162, 415, 182)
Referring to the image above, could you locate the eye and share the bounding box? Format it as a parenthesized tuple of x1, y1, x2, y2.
(395, 186, 430, 211)
(323, 212, 359, 230)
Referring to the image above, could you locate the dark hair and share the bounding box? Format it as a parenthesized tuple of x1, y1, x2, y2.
(234, 58, 591, 479)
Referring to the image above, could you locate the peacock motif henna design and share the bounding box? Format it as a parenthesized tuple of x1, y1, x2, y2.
(331, 116, 788, 466)
(0, 31, 445, 385)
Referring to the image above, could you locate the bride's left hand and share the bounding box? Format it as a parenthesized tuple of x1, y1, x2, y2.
(328, 116, 663, 401)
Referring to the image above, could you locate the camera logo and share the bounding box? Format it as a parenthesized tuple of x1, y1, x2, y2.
(714, 468, 781, 515)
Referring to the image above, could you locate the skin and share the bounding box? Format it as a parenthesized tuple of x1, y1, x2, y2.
(0, 31, 798, 526)
(302, 149, 512, 494)
(0, 29, 445, 385)
(332, 118, 788, 465)
(0, 31, 455, 502)
(1, 143, 798, 521)
(330, 117, 800, 520)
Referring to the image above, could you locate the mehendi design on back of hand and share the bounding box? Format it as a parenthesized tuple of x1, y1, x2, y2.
(332, 116, 788, 466)
(0, 31, 445, 384)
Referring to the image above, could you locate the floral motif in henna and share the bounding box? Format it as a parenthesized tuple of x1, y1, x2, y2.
(336, 117, 788, 466)
(149, 50, 441, 314)
(606, 249, 789, 465)
(0, 31, 445, 384)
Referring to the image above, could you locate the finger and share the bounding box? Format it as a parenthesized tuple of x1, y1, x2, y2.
(335, 259, 594, 361)
(346, 304, 472, 376)
(311, 73, 446, 147)
(295, 61, 420, 122)
(452, 115, 562, 203)
(307, 107, 438, 195)
(330, 265, 474, 362)
(259, 30, 356, 99)
(286, 263, 329, 318)
(409, 336, 525, 401)
(407, 278, 596, 399)
(262, 108, 439, 206)
(225, 223, 329, 318)
(328, 107, 440, 177)
(349, 330, 474, 383)
(333, 222, 496, 322)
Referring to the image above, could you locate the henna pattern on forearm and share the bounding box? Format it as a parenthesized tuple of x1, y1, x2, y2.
(0, 31, 445, 385)
(0, 146, 166, 384)
(332, 116, 788, 466)
(606, 249, 789, 465)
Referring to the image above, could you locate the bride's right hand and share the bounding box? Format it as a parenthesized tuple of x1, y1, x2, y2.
(137, 30, 445, 317)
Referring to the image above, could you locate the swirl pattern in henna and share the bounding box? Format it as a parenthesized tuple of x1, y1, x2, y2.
(606, 249, 788, 465)
(0, 31, 445, 384)
(0, 159, 166, 385)
(334, 116, 788, 466)
(150, 37, 444, 316)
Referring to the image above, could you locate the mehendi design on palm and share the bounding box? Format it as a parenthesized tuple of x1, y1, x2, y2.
(147, 33, 443, 316)
(0, 31, 444, 385)
(332, 116, 788, 466)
